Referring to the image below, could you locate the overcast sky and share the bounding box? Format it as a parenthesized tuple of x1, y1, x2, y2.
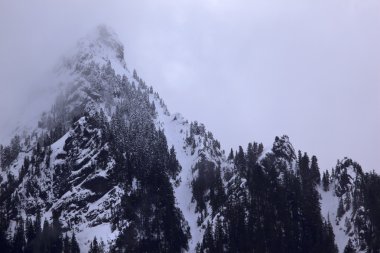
(0, 0, 379, 171)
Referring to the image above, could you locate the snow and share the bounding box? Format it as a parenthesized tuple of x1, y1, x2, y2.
(77, 222, 118, 253)
(2, 24, 366, 253)
(149, 85, 242, 252)
(319, 185, 349, 252)
(51, 131, 70, 165)
(154, 101, 201, 252)
(0, 24, 210, 252)
(75, 185, 124, 252)
(0, 24, 230, 252)
(0, 25, 252, 253)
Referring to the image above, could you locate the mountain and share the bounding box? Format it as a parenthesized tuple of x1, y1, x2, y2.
(0, 26, 379, 253)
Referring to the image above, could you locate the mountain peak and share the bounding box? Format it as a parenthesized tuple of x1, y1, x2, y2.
(87, 25, 123, 54)
(60, 25, 127, 75)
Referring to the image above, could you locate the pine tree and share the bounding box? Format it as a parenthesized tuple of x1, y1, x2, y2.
(214, 167, 226, 209)
(298, 150, 303, 167)
(70, 233, 80, 253)
(246, 142, 257, 169)
(24, 218, 35, 253)
(0, 212, 10, 253)
(299, 152, 310, 183)
(98, 239, 106, 253)
(25, 218, 35, 243)
(34, 211, 42, 237)
(89, 237, 99, 253)
(202, 221, 214, 253)
(311, 155, 321, 184)
(323, 220, 339, 253)
(88, 242, 94, 253)
(39, 219, 51, 253)
(362, 172, 380, 252)
(343, 239, 355, 253)
(214, 216, 225, 252)
(257, 143, 264, 155)
(227, 148, 234, 160)
(11, 218, 26, 253)
(63, 233, 70, 253)
(344, 194, 351, 211)
(168, 145, 180, 179)
(323, 170, 330, 191)
(234, 146, 246, 177)
(337, 198, 345, 219)
(51, 211, 63, 253)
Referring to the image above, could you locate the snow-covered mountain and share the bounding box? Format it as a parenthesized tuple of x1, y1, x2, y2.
(0, 25, 229, 253)
(0, 26, 379, 253)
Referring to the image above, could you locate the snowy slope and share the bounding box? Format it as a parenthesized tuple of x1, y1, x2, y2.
(154, 109, 201, 251)
(0, 25, 229, 252)
(0, 25, 135, 252)
(319, 185, 350, 252)
(319, 158, 368, 253)
(151, 92, 231, 251)
(3, 25, 369, 253)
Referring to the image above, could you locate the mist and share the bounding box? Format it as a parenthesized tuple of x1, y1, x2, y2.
(0, 0, 379, 171)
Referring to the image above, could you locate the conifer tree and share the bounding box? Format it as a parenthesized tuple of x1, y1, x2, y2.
(0, 213, 10, 253)
(246, 142, 257, 169)
(323, 220, 339, 253)
(70, 233, 80, 253)
(343, 239, 355, 253)
(63, 233, 70, 253)
(298, 150, 303, 166)
(299, 152, 310, 182)
(89, 237, 99, 253)
(257, 143, 264, 155)
(323, 170, 330, 191)
(24, 218, 35, 253)
(214, 167, 226, 212)
(227, 148, 234, 160)
(11, 218, 26, 253)
(202, 221, 214, 253)
(51, 211, 63, 253)
(214, 216, 225, 252)
(25, 218, 35, 243)
(337, 198, 345, 219)
(98, 239, 106, 253)
(234, 146, 246, 177)
(168, 145, 180, 179)
(38, 219, 51, 253)
(34, 211, 41, 237)
(311, 155, 321, 184)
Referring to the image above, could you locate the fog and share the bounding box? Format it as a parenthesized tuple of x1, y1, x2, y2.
(0, 0, 379, 171)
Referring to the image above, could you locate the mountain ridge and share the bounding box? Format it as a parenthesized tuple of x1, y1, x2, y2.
(0, 26, 379, 253)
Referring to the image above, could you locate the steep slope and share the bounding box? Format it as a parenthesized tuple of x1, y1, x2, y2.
(1, 25, 140, 252)
(0, 25, 227, 252)
(154, 110, 230, 251)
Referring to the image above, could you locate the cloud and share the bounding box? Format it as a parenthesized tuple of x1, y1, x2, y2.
(0, 0, 379, 171)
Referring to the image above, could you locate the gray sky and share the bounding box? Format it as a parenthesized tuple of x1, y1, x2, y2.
(0, 0, 379, 171)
